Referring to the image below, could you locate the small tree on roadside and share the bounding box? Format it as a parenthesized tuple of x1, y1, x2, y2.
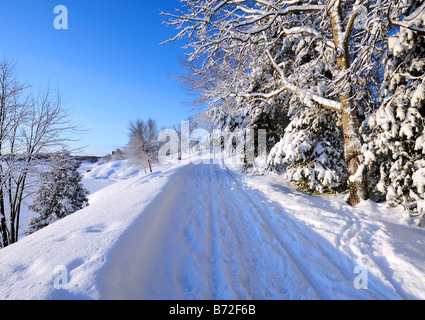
(269, 106, 347, 194)
(127, 118, 159, 173)
(27, 154, 89, 235)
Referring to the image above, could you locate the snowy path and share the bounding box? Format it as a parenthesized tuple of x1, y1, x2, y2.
(1, 160, 424, 300)
(98, 162, 403, 299)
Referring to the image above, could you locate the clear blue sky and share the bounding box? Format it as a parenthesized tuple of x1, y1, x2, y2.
(0, 0, 191, 156)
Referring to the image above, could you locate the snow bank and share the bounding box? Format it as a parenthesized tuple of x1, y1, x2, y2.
(0, 160, 182, 299)
(79, 160, 141, 195)
(83, 160, 141, 181)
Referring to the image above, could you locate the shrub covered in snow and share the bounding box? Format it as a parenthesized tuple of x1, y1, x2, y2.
(268, 106, 347, 194)
(27, 157, 89, 234)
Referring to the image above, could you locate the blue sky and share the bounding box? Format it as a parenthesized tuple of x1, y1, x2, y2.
(0, 0, 191, 156)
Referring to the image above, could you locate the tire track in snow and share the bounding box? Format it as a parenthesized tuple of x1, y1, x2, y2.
(208, 163, 318, 299)
(207, 163, 235, 299)
(223, 164, 403, 299)
(219, 163, 334, 298)
(219, 162, 400, 299)
(99, 162, 400, 299)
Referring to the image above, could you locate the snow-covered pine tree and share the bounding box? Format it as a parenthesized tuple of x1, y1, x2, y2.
(268, 106, 347, 194)
(27, 156, 89, 234)
(363, 0, 425, 225)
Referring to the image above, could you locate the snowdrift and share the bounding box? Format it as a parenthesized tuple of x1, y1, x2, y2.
(0, 160, 180, 299)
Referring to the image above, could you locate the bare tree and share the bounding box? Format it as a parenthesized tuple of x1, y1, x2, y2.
(0, 58, 79, 247)
(127, 118, 159, 173)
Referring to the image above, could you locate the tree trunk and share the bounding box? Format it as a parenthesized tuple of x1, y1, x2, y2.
(329, 3, 369, 205)
(0, 216, 7, 247)
(340, 108, 368, 205)
(0, 189, 9, 247)
(12, 178, 26, 244)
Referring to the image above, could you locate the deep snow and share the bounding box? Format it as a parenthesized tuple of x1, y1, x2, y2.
(0, 158, 424, 300)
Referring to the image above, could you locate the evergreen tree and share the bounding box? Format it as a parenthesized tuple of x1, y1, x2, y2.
(268, 106, 347, 194)
(27, 156, 89, 234)
(363, 0, 425, 225)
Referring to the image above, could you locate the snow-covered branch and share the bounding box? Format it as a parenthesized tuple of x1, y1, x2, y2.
(0, 58, 80, 247)
(164, 0, 398, 205)
(387, 2, 425, 34)
(264, 49, 341, 111)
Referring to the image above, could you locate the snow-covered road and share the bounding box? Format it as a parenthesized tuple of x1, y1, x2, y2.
(99, 162, 408, 299)
(1, 159, 424, 300)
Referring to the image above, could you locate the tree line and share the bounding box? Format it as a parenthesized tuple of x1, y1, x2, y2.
(162, 0, 425, 225)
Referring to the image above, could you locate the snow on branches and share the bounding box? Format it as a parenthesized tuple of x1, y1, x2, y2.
(363, 0, 425, 225)
(164, 0, 424, 209)
(27, 154, 89, 235)
(268, 106, 347, 193)
(163, 0, 397, 205)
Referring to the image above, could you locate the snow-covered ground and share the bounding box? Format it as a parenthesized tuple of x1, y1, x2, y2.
(0, 157, 424, 300)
